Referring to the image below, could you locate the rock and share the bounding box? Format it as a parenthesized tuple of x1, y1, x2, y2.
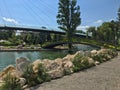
(32, 58, 64, 79)
(62, 61, 73, 74)
(45, 58, 62, 71)
(91, 50, 97, 55)
(63, 61, 73, 68)
(2, 65, 15, 73)
(106, 55, 112, 60)
(16, 57, 30, 74)
(0, 65, 15, 78)
(87, 57, 95, 65)
(74, 51, 85, 56)
(63, 54, 75, 62)
(0, 81, 4, 87)
(47, 67, 64, 79)
(19, 78, 26, 86)
(84, 51, 91, 57)
(32, 60, 42, 73)
(97, 49, 108, 55)
(22, 85, 28, 89)
(47, 62, 60, 71)
(95, 61, 100, 65)
(42, 59, 52, 66)
(32, 59, 53, 72)
(0, 65, 20, 80)
(17, 45, 23, 49)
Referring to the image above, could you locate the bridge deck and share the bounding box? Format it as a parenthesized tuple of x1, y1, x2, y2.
(0, 25, 88, 37)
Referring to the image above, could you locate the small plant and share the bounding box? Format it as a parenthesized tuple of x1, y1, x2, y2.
(72, 54, 84, 72)
(81, 57, 94, 68)
(0, 73, 23, 90)
(22, 64, 51, 87)
(36, 64, 51, 83)
(72, 54, 94, 72)
(22, 64, 37, 86)
(107, 49, 118, 57)
(63, 69, 72, 75)
(91, 54, 104, 63)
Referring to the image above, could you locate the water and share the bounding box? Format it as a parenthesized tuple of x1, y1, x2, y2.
(0, 44, 99, 71)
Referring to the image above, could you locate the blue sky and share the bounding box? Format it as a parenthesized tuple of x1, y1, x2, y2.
(0, 0, 120, 31)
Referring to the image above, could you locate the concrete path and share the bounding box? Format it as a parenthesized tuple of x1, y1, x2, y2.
(28, 52, 120, 90)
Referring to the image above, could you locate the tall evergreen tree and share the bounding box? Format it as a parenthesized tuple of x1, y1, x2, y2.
(118, 7, 120, 22)
(117, 7, 120, 44)
(57, 0, 81, 50)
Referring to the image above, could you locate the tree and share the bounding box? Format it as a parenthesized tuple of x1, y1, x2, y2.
(97, 22, 114, 43)
(117, 7, 120, 44)
(87, 27, 96, 39)
(0, 30, 15, 40)
(57, 0, 81, 50)
(86, 21, 118, 44)
(118, 7, 120, 22)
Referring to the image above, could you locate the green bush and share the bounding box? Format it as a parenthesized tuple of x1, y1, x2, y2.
(72, 54, 94, 72)
(37, 64, 51, 82)
(107, 49, 118, 57)
(0, 73, 23, 90)
(22, 64, 51, 87)
(0, 41, 14, 46)
(22, 64, 37, 86)
(91, 54, 104, 63)
(72, 54, 84, 72)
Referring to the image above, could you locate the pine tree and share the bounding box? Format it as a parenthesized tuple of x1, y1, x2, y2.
(57, 0, 81, 50)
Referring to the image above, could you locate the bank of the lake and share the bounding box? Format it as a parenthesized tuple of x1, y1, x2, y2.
(0, 44, 99, 71)
(0, 49, 118, 90)
(28, 52, 120, 90)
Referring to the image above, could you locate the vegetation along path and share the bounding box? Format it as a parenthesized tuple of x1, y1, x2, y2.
(27, 52, 120, 90)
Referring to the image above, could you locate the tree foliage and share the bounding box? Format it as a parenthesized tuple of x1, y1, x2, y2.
(87, 27, 96, 39)
(0, 30, 15, 40)
(116, 7, 120, 45)
(57, 0, 81, 49)
(87, 20, 120, 44)
(118, 7, 120, 22)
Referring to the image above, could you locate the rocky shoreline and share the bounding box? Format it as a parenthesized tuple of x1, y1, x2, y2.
(0, 49, 118, 89)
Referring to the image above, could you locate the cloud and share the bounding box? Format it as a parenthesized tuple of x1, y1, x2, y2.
(94, 20, 103, 24)
(77, 25, 90, 30)
(109, 18, 115, 21)
(2, 17, 18, 24)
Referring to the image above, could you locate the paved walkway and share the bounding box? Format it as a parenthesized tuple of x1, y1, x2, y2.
(28, 52, 120, 90)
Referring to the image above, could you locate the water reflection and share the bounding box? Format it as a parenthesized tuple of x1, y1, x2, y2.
(0, 44, 99, 71)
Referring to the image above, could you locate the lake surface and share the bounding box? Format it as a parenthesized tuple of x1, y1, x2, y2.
(0, 44, 99, 71)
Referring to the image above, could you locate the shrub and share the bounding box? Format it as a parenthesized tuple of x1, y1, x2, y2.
(72, 54, 84, 72)
(22, 64, 51, 87)
(81, 57, 95, 68)
(107, 49, 118, 57)
(22, 64, 37, 86)
(37, 64, 51, 82)
(0, 41, 14, 46)
(0, 73, 23, 90)
(72, 54, 94, 72)
(91, 54, 104, 63)
(92, 49, 117, 62)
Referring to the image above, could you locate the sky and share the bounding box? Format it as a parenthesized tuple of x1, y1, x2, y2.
(0, 0, 120, 31)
